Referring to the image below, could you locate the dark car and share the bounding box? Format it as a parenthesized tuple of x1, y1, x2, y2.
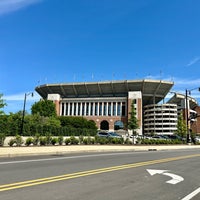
(107, 132, 123, 138)
(97, 132, 109, 137)
(97, 131, 122, 138)
(151, 135, 168, 140)
(164, 135, 185, 141)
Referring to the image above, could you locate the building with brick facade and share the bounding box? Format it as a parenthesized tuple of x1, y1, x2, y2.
(168, 92, 200, 135)
(35, 79, 174, 135)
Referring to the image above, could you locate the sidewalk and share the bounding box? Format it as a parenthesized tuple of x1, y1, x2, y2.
(0, 145, 200, 157)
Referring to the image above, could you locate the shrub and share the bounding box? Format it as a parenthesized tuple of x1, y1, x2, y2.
(95, 137, 109, 145)
(7, 135, 24, 147)
(64, 138, 71, 145)
(83, 136, 95, 145)
(8, 138, 16, 147)
(15, 135, 23, 146)
(111, 138, 124, 144)
(51, 137, 58, 145)
(45, 134, 52, 145)
(33, 133, 40, 145)
(58, 136, 64, 145)
(83, 138, 88, 145)
(25, 137, 33, 146)
(39, 137, 47, 146)
(70, 136, 79, 145)
(79, 135, 84, 144)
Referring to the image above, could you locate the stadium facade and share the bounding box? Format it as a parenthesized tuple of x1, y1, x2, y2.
(35, 79, 200, 135)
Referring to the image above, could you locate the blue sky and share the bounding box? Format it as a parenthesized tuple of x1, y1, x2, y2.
(1, 0, 200, 114)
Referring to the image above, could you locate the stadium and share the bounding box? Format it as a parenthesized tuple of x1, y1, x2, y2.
(35, 79, 200, 136)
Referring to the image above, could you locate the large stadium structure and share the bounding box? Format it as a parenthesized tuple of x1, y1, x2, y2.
(35, 79, 177, 135)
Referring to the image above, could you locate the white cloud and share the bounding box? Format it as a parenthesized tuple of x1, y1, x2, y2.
(172, 78, 200, 89)
(0, 0, 42, 15)
(3, 92, 40, 114)
(4, 92, 40, 101)
(187, 57, 200, 67)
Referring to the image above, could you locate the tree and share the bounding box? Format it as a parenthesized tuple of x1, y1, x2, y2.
(0, 94, 7, 115)
(176, 113, 187, 138)
(58, 116, 97, 130)
(127, 100, 139, 143)
(31, 100, 57, 117)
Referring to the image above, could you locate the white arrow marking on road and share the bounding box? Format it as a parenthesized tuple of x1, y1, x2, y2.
(147, 169, 184, 185)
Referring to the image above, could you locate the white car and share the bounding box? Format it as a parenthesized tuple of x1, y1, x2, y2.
(195, 136, 200, 143)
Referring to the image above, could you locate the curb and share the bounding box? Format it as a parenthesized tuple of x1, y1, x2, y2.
(0, 145, 200, 158)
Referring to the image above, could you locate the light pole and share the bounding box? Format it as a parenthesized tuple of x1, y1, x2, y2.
(185, 87, 200, 144)
(20, 92, 34, 135)
(185, 89, 190, 143)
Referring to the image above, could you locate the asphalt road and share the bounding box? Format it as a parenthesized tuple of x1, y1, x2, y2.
(0, 149, 200, 200)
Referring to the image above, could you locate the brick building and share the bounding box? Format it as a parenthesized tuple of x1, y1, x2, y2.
(168, 93, 200, 135)
(35, 79, 173, 135)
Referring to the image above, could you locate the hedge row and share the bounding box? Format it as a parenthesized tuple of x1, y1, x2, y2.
(1, 134, 199, 147)
(3, 125, 97, 137)
(139, 138, 185, 145)
(6, 135, 125, 147)
(0, 115, 97, 137)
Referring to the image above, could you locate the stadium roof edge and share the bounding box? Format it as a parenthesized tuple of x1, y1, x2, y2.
(35, 79, 174, 106)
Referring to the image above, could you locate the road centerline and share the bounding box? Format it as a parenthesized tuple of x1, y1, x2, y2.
(0, 153, 200, 192)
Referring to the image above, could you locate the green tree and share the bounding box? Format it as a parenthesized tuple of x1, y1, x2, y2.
(0, 115, 9, 134)
(58, 116, 97, 129)
(176, 113, 187, 138)
(0, 94, 7, 115)
(31, 100, 57, 117)
(127, 100, 139, 142)
(4, 112, 21, 136)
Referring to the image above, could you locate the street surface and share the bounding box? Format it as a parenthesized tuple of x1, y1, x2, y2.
(0, 149, 200, 200)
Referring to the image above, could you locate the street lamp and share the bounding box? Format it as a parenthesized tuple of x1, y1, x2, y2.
(20, 92, 34, 135)
(185, 87, 200, 144)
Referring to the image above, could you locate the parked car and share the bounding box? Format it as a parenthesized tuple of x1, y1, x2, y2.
(195, 136, 200, 143)
(151, 135, 168, 140)
(97, 131, 122, 138)
(107, 132, 123, 139)
(97, 132, 109, 137)
(164, 135, 185, 141)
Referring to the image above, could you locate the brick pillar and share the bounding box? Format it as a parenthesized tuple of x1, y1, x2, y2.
(54, 100, 60, 116)
(47, 94, 61, 116)
(128, 91, 143, 135)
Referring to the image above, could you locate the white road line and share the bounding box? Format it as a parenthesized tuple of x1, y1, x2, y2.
(0, 152, 136, 165)
(181, 187, 200, 200)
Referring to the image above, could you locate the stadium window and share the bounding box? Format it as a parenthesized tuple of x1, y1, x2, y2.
(113, 102, 116, 116)
(117, 102, 121, 116)
(99, 103, 102, 116)
(65, 103, 68, 116)
(95, 102, 98, 116)
(86, 102, 89, 115)
(74, 103, 77, 116)
(82, 103, 85, 116)
(61, 103, 64, 116)
(90, 102, 93, 116)
(78, 103, 81, 116)
(70, 103, 73, 115)
(122, 102, 126, 116)
(108, 102, 111, 116)
(103, 102, 107, 116)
